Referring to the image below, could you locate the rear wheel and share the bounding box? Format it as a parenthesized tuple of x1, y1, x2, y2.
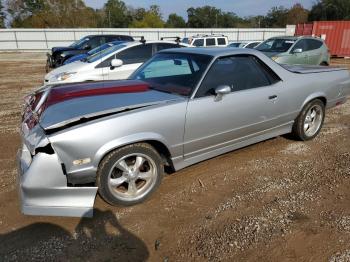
(292, 99, 325, 141)
(97, 143, 163, 206)
(320, 62, 328, 66)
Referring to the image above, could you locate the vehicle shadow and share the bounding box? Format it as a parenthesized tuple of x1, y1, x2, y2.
(0, 209, 149, 261)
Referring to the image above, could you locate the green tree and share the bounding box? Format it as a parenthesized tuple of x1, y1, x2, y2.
(264, 6, 288, 27)
(187, 6, 245, 28)
(127, 7, 146, 22)
(166, 13, 186, 28)
(286, 3, 308, 25)
(0, 1, 5, 27)
(149, 4, 162, 18)
(7, 0, 98, 28)
(187, 6, 221, 28)
(102, 0, 130, 27)
(309, 0, 350, 21)
(244, 15, 268, 28)
(219, 11, 244, 28)
(129, 5, 164, 28)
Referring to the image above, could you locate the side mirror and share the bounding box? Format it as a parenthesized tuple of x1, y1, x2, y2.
(110, 59, 123, 69)
(214, 85, 231, 101)
(293, 48, 303, 54)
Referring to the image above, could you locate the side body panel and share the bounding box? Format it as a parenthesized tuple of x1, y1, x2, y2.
(48, 100, 188, 181)
(104, 63, 143, 80)
(183, 82, 293, 159)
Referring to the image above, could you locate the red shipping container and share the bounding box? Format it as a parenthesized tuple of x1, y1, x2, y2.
(295, 21, 350, 57)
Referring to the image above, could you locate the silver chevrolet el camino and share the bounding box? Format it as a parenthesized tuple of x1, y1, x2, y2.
(18, 48, 350, 217)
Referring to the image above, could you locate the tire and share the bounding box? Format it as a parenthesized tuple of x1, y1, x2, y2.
(292, 99, 325, 141)
(320, 62, 328, 66)
(97, 143, 163, 206)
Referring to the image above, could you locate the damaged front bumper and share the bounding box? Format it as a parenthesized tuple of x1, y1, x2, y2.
(17, 144, 98, 217)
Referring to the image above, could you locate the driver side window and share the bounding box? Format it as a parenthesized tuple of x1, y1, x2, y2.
(291, 39, 307, 53)
(86, 37, 102, 49)
(96, 54, 116, 68)
(196, 56, 272, 98)
(116, 44, 153, 65)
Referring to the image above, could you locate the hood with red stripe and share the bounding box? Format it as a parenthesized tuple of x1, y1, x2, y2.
(24, 80, 183, 131)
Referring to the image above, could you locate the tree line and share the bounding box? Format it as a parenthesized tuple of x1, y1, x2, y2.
(0, 0, 349, 29)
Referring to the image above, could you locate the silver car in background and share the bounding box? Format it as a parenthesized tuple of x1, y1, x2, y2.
(18, 48, 350, 217)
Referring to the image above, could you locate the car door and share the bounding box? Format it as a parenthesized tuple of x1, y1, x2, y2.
(184, 55, 288, 159)
(290, 39, 309, 64)
(107, 43, 153, 80)
(306, 39, 323, 65)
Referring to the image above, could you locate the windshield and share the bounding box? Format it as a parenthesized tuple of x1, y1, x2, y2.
(228, 42, 243, 48)
(130, 53, 212, 97)
(86, 44, 127, 63)
(256, 38, 296, 52)
(70, 36, 90, 48)
(182, 38, 189, 44)
(87, 43, 114, 56)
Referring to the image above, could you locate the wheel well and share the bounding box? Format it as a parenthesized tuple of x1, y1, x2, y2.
(315, 96, 327, 106)
(99, 140, 175, 174)
(145, 140, 175, 173)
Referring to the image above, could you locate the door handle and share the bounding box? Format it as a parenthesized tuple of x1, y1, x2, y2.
(268, 95, 278, 100)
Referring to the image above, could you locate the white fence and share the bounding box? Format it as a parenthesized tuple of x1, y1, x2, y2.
(0, 27, 295, 51)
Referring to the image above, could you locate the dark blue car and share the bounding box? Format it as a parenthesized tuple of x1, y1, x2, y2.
(46, 35, 134, 72)
(63, 41, 128, 65)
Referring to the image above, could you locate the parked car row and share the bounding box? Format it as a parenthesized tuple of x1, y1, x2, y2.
(46, 34, 134, 72)
(45, 40, 189, 85)
(17, 33, 344, 218)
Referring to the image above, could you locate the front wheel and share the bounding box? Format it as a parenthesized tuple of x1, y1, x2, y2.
(292, 99, 325, 141)
(97, 143, 163, 206)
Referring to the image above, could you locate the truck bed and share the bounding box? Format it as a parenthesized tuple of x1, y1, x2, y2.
(281, 64, 348, 74)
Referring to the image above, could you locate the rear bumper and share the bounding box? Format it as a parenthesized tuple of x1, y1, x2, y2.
(17, 145, 98, 217)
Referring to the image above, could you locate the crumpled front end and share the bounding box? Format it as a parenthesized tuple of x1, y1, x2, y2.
(18, 92, 98, 217)
(17, 142, 98, 217)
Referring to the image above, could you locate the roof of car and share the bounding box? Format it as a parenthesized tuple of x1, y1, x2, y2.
(159, 47, 258, 57)
(86, 34, 133, 37)
(123, 40, 189, 47)
(268, 35, 323, 41)
(191, 34, 228, 38)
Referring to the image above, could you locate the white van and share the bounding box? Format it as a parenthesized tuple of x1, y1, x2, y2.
(182, 34, 228, 47)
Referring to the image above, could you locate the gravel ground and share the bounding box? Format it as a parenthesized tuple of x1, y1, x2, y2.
(0, 53, 349, 262)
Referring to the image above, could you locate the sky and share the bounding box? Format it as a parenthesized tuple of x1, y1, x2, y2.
(83, 0, 315, 19)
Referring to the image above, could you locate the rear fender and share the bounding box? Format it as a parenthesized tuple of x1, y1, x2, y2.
(301, 92, 327, 110)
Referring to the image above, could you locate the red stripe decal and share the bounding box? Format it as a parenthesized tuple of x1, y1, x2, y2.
(46, 84, 149, 108)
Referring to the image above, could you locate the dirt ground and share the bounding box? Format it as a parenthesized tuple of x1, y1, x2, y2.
(0, 53, 349, 262)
